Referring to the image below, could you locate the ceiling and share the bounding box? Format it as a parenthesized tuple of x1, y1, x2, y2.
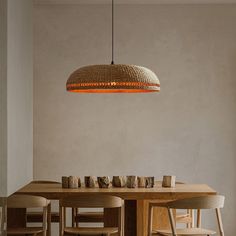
(34, 0, 236, 4)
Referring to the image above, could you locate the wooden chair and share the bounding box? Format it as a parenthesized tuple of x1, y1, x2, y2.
(149, 182, 194, 229)
(26, 180, 61, 236)
(71, 181, 104, 226)
(148, 195, 225, 236)
(29, 180, 105, 231)
(7, 194, 50, 236)
(60, 195, 124, 236)
(175, 182, 194, 228)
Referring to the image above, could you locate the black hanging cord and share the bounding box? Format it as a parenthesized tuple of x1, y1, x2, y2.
(111, 0, 114, 64)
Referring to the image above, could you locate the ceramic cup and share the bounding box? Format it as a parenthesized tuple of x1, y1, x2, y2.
(84, 176, 96, 188)
(62, 176, 69, 188)
(162, 175, 176, 188)
(112, 176, 126, 187)
(97, 176, 110, 188)
(126, 175, 137, 188)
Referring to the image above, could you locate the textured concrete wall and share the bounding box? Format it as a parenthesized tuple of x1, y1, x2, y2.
(34, 4, 236, 234)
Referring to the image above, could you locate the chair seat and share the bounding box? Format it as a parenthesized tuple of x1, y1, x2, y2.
(7, 227, 44, 235)
(64, 227, 118, 235)
(154, 227, 216, 235)
(75, 211, 104, 222)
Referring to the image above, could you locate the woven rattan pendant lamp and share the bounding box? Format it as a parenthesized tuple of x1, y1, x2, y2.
(66, 0, 160, 93)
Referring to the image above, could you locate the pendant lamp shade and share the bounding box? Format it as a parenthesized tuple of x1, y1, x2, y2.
(66, 0, 160, 94)
(66, 64, 160, 93)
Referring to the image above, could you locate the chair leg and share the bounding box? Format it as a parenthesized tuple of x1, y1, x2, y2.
(59, 206, 65, 236)
(43, 207, 48, 236)
(197, 209, 201, 228)
(47, 203, 51, 236)
(216, 208, 225, 236)
(118, 207, 122, 236)
(148, 203, 153, 236)
(71, 208, 75, 227)
(167, 208, 177, 236)
(187, 209, 191, 228)
(71, 208, 79, 227)
(121, 204, 125, 236)
(75, 208, 79, 227)
(190, 209, 194, 228)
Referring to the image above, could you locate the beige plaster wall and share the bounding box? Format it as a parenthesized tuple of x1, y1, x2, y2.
(0, 0, 8, 198)
(7, 0, 33, 196)
(0, 0, 33, 197)
(34, 4, 236, 234)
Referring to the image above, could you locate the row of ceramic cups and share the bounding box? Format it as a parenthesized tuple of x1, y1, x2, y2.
(61, 175, 155, 189)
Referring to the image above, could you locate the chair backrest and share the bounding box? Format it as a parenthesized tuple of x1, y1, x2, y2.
(166, 195, 225, 209)
(60, 195, 123, 208)
(32, 180, 61, 184)
(7, 195, 50, 208)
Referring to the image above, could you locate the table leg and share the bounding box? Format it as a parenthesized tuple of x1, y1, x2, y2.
(137, 200, 147, 236)
(125, 200, 137, 236)
(104, 200, 137, 236)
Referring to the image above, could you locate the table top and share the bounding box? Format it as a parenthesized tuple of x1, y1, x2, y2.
(17, 182, 217, 200)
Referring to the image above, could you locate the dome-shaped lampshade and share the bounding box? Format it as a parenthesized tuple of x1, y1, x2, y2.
(66, 64, 160, 93)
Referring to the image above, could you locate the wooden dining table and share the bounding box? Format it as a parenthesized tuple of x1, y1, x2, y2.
(9, 181, 216, 236)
